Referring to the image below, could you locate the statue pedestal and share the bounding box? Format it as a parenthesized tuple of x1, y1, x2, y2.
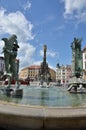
(67, 77, 86, 93)
(11, 88, 23, 97)
(68, 77, 84, 84)
(0, 87, 23, 97)
(2, 88, 13, 96)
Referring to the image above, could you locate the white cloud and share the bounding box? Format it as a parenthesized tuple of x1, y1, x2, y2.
(33, 60, 42, 66)
(0, 7, 36, 69)
(63, 0, 86, 15)
(23, 1, 31, 11)
(0, 7, 34, 42)
(0, 40, 5, 55)
(18, 42, 36, 69)
(39, 49, 57, 58)
(55, 25, 65, 31)
(62, 0, 86, 22)
(47, 50, 57, 58)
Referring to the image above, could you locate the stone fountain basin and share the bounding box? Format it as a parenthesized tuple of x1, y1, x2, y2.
(0, 101, 86, 130)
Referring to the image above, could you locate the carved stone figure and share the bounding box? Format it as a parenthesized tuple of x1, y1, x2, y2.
(2, 34, 19, 88)
(71, 37, 83, 78)
(39, 45, 51, 83)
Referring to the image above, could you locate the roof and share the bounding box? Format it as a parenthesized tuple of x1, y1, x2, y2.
(82, 47, 86, 52)
(21, 65, 56, 73)
(21, 65, 41, 71)
(28, 65, 41, 69)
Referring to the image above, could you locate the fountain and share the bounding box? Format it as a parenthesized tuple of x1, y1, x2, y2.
(0, 37, 86, 129)
(67, 37, 86, 93)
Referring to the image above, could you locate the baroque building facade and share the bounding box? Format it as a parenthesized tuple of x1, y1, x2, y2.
(19, 65, 56, 82)
(56, 64, 72, 84)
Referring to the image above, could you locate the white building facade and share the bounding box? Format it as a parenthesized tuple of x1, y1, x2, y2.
(56, 64, 72, 84)
(56, 47, 86, 83)
(82, 47, 86, 80)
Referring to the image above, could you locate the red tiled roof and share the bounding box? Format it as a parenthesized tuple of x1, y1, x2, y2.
(28, 65, 41, 69)
(21, 65, 41, 71)
(82, 47, 86, 52)
(21, 65, 56, 72)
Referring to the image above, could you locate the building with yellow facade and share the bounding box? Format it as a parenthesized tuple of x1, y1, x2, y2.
(19, 65, 56, 82)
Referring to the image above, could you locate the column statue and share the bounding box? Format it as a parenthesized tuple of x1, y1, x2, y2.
(71, 37, 83, 78)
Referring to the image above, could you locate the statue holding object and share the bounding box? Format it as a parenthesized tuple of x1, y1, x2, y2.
(67, 37, 86, 93)
(1, 34, 22, 96)
(71, 37, 83, 78)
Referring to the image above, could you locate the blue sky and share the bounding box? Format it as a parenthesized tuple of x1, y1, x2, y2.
(0, 0, 86, 70)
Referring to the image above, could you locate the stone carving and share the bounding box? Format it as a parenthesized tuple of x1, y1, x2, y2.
(71, 37, 83, 78)
(2, 34, 20, 88)
(39, 45, 51, 84)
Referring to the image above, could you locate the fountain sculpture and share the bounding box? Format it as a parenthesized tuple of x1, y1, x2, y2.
(0, 38, 86, 130)
(1, 34, 23, 97)
(67, 37, 86, 93)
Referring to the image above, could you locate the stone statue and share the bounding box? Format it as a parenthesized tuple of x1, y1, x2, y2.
(39, 45, 51, 84)
(71, 37, 83, 78)
(2, 34, 20, 88)
(67, 38, 86, 93)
